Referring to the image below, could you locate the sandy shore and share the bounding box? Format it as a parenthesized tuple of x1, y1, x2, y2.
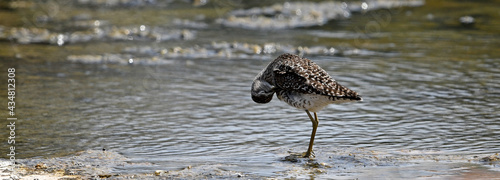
(1, 149, 499, 179)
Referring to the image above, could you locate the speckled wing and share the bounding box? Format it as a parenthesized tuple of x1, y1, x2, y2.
(272, 54, 361, 100)
(273, 65, 309, 93)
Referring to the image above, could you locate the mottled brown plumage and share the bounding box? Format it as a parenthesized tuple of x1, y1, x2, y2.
(252, 53, 361, 111)
(251, 53, 362, 158)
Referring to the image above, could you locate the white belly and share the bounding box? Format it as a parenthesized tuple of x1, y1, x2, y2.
(276, 91, 339, 112)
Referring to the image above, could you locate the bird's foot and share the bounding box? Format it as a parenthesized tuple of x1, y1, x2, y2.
(283, 151, 315, 162)
(303, 151, 315, 158)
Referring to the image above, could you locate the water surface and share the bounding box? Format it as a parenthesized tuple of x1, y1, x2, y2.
(1, 0, 499, 178)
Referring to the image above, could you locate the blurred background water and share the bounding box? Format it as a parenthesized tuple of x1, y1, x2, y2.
(0, 0, 499, 178)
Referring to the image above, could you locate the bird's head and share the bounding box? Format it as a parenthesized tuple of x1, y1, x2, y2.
(251, 79, 275, 104)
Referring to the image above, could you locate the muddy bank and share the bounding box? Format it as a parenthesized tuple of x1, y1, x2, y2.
(3, 149, 499, 179)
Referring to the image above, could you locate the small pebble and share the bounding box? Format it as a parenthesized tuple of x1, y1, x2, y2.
(154, 170, 167, 176)
(35, 163, 47, 169)
(459, 15, 475, 27)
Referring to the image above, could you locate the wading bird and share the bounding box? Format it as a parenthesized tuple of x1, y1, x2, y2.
(251, 53, 362, 158)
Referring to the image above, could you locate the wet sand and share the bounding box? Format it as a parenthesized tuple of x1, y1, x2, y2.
(3, 149, 499, 179)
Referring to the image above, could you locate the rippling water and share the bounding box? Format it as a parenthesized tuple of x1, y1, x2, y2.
(1, 0, 500, 178)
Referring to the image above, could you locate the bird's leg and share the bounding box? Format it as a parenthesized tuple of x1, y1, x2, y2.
(304, 110, 319, 158)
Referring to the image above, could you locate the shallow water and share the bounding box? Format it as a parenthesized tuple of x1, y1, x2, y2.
(1, 0, 500, 178)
